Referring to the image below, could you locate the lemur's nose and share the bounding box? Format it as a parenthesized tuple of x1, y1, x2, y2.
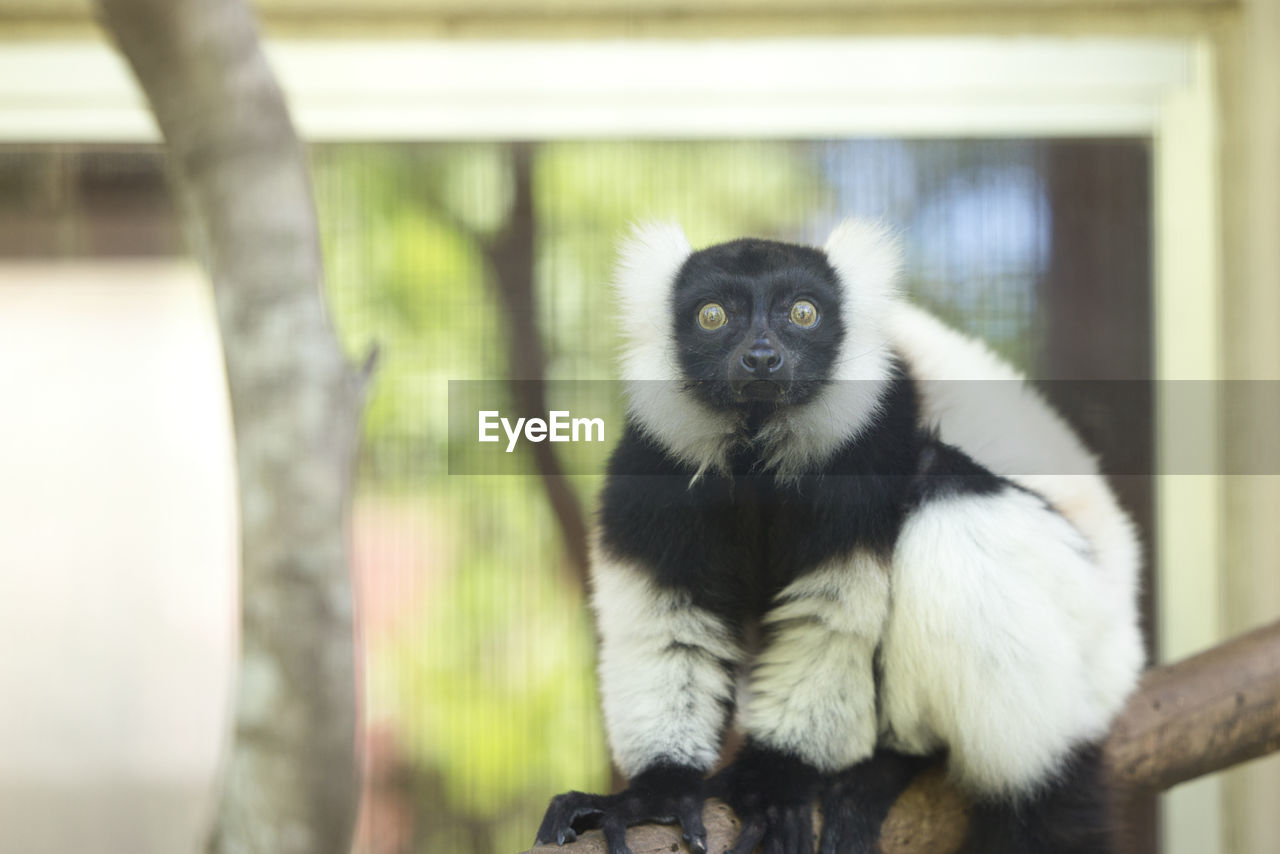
(741, 346, 783, 377)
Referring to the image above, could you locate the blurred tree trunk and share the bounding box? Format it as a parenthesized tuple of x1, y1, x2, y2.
(484, 143, 591, 588)
(96, 2, 368, 853)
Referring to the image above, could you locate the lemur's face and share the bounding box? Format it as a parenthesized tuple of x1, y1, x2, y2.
(671, 238, 847, 412)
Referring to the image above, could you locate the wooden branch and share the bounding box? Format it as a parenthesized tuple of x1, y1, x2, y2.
(1108, 619, 1280, 791)
(523, 620, 1280, 854)
(96, 2, 365, 853)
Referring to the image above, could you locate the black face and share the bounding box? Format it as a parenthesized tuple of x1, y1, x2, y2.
(671, 237, 846, 413)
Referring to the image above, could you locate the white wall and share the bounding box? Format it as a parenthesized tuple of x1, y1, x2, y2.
(0, 262, 237, 854)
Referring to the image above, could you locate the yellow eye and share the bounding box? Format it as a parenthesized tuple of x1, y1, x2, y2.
(790, 300, 819, 328)
(698, 303, 727, 330)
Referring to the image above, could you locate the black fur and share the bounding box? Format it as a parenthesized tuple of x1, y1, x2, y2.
(962, 742, 1115, 854)
(818, 749, 939, 854)
(599, 369, 1025, 621)
(671, 238, 847, 411)
(707, 741, 823, 854)
(599, 367, 924, 622)
(909, 433, 1007, 505)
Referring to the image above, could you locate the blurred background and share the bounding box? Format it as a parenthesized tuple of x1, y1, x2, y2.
(1, 3, 1277, 854)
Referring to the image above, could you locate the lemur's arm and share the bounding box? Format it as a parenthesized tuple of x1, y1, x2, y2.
(537, 429, 743, 854)
(706, 554, 891, 854)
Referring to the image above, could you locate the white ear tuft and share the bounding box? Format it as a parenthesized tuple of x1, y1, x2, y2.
(822, 218, 903, 308)
(613, 221, 738, 474)
(617, 220, 692, 271)
(613, 220, 692, 376)
(613, 221, 693, 342)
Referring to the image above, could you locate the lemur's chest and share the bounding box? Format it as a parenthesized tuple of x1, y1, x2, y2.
(708, 471, 909, 617)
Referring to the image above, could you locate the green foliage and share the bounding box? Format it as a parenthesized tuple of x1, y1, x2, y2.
(378, 484, 607, 818)
(312, 146, 506, 483)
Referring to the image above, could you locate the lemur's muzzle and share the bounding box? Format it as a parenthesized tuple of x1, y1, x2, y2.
(730, 336, 792, 400)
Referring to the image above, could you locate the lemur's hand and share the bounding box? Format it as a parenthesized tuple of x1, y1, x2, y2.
(709, 742, 821, 854)
(535, 764, 708, 854)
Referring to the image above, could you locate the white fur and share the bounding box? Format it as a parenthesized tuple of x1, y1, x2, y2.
(885, 302, 1145, 732)
(742, 553, 890, 771)
(887, 302, 1098, 480)
(756, 220, 903, 476)
(614, 222, 739, 478)
(876, 305, 1143, 795)
(880, 488, 1143, 797)
(591, 548, 742, 776)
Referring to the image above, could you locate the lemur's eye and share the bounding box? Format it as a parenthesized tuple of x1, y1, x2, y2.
(790, 300, 819, 328)
(698, 303, 727, 330)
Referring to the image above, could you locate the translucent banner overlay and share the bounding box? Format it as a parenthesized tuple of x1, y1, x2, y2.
(447, 380, 1280, 476)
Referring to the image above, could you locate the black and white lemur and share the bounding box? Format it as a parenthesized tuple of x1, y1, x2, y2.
(535, 220, 1144, 854)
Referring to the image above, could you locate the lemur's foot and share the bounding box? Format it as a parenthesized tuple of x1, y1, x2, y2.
(818, 750, 935, 854)
(709, 742, 821, 854)
(535, 765, 707, 854)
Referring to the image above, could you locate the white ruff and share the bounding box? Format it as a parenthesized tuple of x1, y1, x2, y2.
(614, 221, 739, 478)
(614, 218, 903, 478)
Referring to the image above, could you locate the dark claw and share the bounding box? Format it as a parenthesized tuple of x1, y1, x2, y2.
(536, 768, 707, 854)
(792, 805, 815, 854)
(727, 817, 767, 854)
(535, 791, 608, 847)
(601, 813, 633, 854)
(679, 800, 708, 853)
